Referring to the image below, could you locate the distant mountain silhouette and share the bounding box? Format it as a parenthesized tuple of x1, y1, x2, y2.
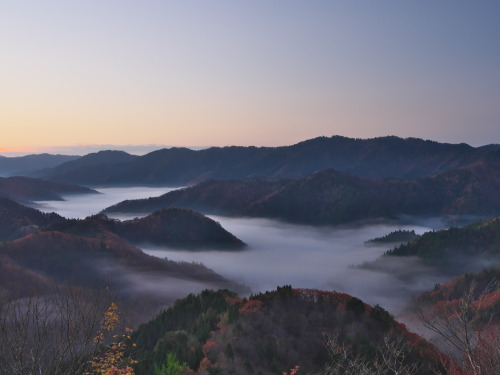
(0, 154, 78, 176)
(30, 150, 137, 180)
(477, 144, 500, 151)
(32, 136, 500, 186)
(103, 160, 500, 225)
(0, 176, 97, 203)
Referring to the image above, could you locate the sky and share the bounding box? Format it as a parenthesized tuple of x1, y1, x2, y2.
(1, 1, 499, 155)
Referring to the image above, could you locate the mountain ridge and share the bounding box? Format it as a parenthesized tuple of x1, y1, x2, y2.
(31, 136, 500, 186)
(45, 209, 246, 250)
(102, 160, 500, 225)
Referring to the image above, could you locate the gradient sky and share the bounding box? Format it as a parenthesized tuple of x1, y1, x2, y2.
(1, 1, 499, 155)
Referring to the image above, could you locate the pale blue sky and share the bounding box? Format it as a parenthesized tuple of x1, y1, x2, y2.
(1, 1, 499, 154)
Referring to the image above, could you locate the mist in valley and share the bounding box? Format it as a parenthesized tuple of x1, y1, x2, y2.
(35, 187, 177, 219)
(33, 188, 476, 315)
(140, 216, 448, 313)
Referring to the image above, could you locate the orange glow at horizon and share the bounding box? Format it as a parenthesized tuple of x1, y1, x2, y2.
(1, 2, 498, 150)
(0, 146, 37, 153)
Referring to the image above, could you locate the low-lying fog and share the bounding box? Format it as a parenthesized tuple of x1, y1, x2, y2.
(36, 187, 177, 219)
(34, 187, 464, 314)
(141, 217, 447, 313)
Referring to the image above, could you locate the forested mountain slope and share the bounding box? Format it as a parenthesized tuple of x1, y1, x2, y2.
(103, 161, 500, 225)
(46, 209, 246, 250)
(0, 231, 246, 322)
(0, 197, 64, 241)
(132, 287, 443, 375)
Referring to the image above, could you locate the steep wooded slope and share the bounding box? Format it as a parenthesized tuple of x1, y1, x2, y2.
(132, 287, 442, 375)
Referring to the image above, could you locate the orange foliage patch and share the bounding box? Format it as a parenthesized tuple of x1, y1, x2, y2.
(239, 299, 264, 314)
(197, 357, 212, 373)
(474, 289, 500, 309)
(202, 340, 218, 356)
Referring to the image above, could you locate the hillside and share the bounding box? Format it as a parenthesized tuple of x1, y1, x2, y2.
(0, 232, 246, 321)
(401, 267, 500, 375)
(385, 217, 500, 263)
(0, 176, 98, 203)
(360, 217, 500, 282)
(46, 209, 246, 250)
(0, 198, 64, 241)
(33, 136, 500, 186)
(103, 161, 500, 225)
(408, 266, 500, 314)
(132, 287, 443, 375)
(0, 254, 55, 297)
(103, 179, 285, 215)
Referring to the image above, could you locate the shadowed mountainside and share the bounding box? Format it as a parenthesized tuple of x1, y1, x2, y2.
(0, 198, 65, 241)
(32, 136, 500, 186)
(45, 209, 246, 250)
(407, 266, 500, 315)
(385, 217, 500, 263)
(361, 217, 500, 280)
(0, 231, 247, 322)
(29, 150, 137, 179)
(103, 160, 500, 225)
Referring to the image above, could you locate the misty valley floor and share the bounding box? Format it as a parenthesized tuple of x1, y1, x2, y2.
(36, 187, 460, 314)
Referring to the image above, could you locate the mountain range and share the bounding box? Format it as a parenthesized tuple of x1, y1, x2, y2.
(26, 136, 500, 186)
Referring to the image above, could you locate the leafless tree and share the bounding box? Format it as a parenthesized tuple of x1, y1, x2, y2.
(315, 332, 421, 375)
(418, 280, 500, 375)
(0, 286, 112, 375)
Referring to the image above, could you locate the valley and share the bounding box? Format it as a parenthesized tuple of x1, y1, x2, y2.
(1, 136, 499, 375)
